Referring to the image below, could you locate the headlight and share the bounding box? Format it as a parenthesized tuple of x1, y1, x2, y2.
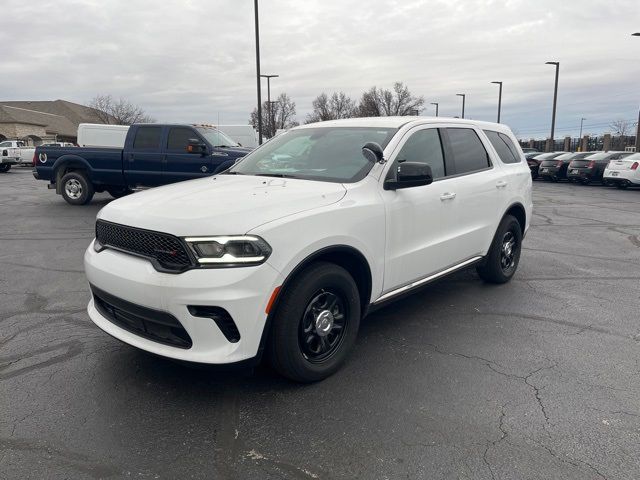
(184, 235, 271, 267)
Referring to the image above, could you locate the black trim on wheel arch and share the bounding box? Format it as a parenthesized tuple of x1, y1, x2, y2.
(253, 245, 373, 364)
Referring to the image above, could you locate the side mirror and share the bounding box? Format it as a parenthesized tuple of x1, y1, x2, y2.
(187, 139, 207, 155)
(384, 162, 433, 190)
(362, 142, 384, 163)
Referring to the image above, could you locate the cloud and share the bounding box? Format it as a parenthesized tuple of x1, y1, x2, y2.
(1, 0, 639, 138)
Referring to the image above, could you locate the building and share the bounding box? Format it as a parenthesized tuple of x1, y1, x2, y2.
(0, 100, 104, 145)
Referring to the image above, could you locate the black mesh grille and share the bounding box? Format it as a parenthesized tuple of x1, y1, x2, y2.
(96, 220, 193, 272)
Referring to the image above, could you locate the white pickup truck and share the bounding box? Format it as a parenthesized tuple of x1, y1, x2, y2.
(0, 140, 36, 171)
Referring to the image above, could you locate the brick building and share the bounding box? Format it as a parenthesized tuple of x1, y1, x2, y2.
(0, 100, 104, 145)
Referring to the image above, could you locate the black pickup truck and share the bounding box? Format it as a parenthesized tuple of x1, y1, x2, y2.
(33, 124, 252, 205)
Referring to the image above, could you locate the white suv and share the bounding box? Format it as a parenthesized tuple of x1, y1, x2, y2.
(84, 117, 532, 382)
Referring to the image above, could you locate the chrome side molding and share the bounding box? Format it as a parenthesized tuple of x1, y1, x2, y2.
(373, 256, 483, 304)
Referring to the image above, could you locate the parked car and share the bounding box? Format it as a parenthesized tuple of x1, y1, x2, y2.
(84, 117, 532, 382)
(0, 140, 35, 166)
(538, 152, 593, 181)
(522, 147, 539, 153)
(567, 151, 632, 184)
(603, 152, 640, 188)
(528, 152, 567, 179)
(77, 123, 130, 148)
(33, 124, 252, 205)
(0, 144, 19, 172)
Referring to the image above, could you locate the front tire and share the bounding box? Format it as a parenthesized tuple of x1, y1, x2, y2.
(476, 215, 522, 284)
(0, 164, 11, 173)
(60, 171, 94, 205)
(268, 262, 361, 382)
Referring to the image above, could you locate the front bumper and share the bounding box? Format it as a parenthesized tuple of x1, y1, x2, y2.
(604, 169, 640, 186)
(84, 241, 283, 364)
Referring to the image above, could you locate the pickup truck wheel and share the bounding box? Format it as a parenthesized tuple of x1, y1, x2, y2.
(476, 214, 522, 284)
(0, 164, 11, 173)
(60, 172, 94, 205)
(268, 262, 360, 382)
(107, 187, 132, 198)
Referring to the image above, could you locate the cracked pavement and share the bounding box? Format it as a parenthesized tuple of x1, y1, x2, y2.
(1, 168, 640, 479)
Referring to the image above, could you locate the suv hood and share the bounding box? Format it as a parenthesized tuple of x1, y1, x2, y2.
(97, 175, 347, 236)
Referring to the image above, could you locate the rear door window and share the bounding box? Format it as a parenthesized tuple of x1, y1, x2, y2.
(445, 128, 491, 174)
(132, 127, 162, 151)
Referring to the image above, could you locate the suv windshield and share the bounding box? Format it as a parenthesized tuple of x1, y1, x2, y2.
(229, 127, 397, 183)
(195, 127, 239, 148)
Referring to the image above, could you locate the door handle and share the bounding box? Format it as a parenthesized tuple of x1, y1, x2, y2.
(128, 153, 135, 162)
(496, 180, 508, 188)
(440, 192, 456, 201)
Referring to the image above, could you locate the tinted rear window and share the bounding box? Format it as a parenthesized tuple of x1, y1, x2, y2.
(446, 128, 491, 174)
(133, 127, 162, 150)
(484, 130, 520, 164)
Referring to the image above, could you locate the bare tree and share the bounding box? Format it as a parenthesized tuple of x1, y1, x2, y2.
(305, 92, 357, 123)
(249, 92, 298, 138)
(88, 94, 155, 125)
(357, 82, 424, 117)
(610, 119, 632, 137)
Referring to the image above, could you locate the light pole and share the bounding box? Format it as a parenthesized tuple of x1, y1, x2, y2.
(430, 102, 439, 117)
(546, 61, 560, 152)
(254, 0, 263, 144)
(491, 81, 503, 123)
(633, 34, 640, 152)
(260, 74, 279, 138)
(456, 93, 466, 119)
(578, 117, 586, 151)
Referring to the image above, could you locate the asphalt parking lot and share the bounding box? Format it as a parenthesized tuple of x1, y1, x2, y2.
(1, 167, 639, 479)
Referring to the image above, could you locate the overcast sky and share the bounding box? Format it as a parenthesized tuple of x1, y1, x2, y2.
(2, 0, 639, 138)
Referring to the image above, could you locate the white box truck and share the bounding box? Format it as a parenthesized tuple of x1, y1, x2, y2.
(77, 124, 130, 148)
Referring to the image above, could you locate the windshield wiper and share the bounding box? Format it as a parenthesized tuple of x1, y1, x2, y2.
(223, 170, 244, 175)
(254, 173, 292, 178)
(214, 145, 239, 148)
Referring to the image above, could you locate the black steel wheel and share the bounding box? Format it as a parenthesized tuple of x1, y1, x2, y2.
(0, 164, 11, 173)
(268, 262, 360, 382)
(476, 214, 522, 284)
(299, 290, 348, 363)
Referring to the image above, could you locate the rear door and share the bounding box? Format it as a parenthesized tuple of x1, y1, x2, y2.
(164, 127, 213, 184)
(438, 127, 504, 262)
(125, 126, 164, 186)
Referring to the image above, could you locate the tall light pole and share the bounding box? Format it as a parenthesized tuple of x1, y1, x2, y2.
(456, 93, 466, 119)
(254, 0, 263, 144)
(430, 102, 439, 117)
(260, 74, 279, 138)
(546, 61, 560, 152)
(491, 81, 503, 123)
(633, 34, 640, 152)
(578, 117, 586, 151)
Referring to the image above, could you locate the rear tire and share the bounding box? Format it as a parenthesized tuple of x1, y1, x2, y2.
(60, 171, 94, 205)
(268, 262, 361, 382)
(0, 164, 11, 173)
(476, 215, 522, 284)
(615, 183, 628, 190)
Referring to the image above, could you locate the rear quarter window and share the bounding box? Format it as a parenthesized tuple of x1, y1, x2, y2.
(484, 130, 520, 164)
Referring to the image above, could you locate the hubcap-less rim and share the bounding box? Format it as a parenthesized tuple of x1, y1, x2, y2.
(65, 179, 82, 200)
(500, 231, 517, 272)
(299, 290, 347, 362)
